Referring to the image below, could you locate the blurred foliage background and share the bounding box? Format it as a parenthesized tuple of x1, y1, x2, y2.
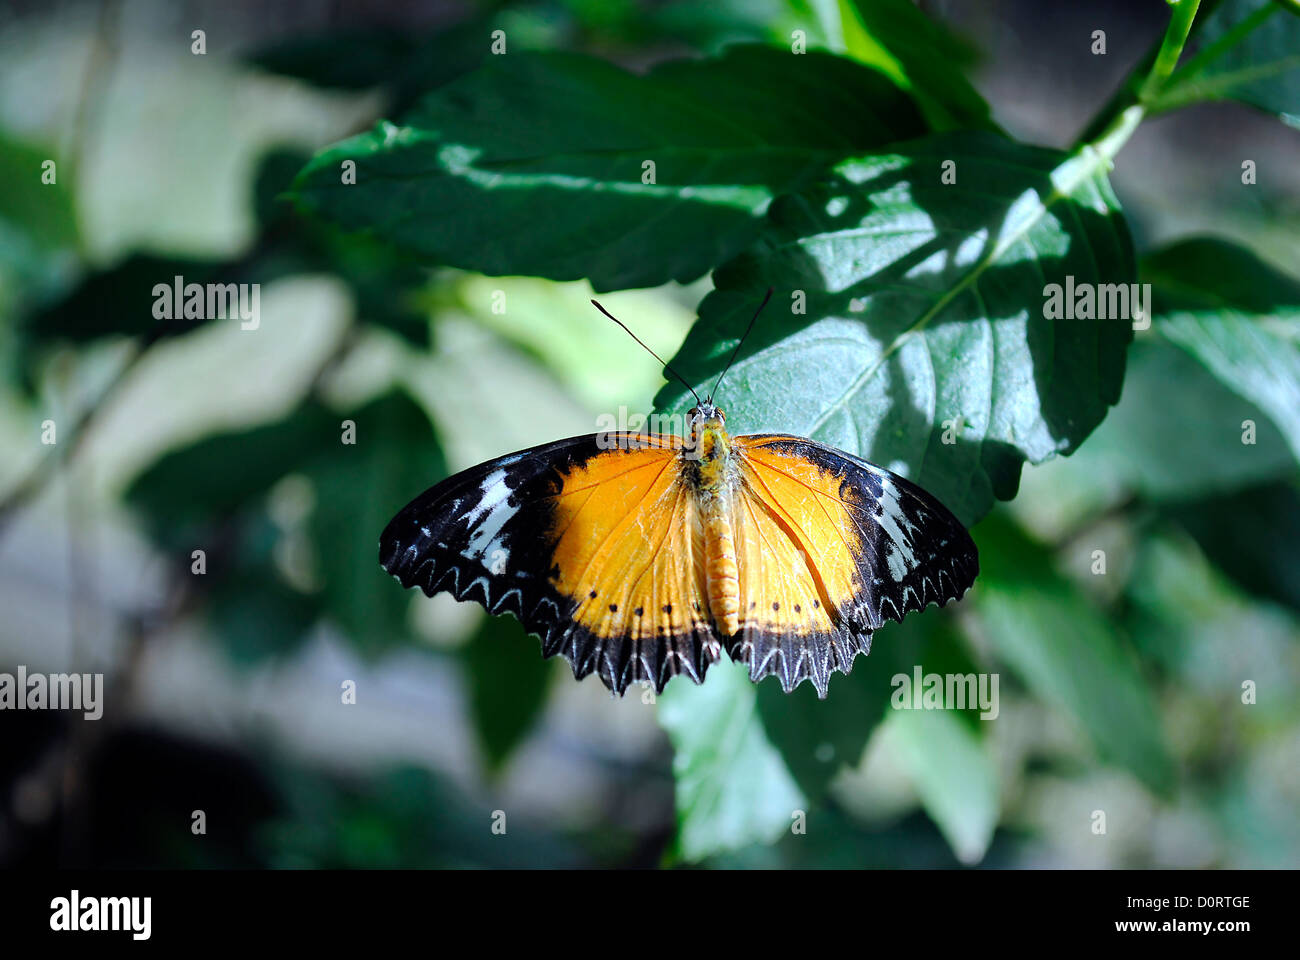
(0, 0, 1298, 869)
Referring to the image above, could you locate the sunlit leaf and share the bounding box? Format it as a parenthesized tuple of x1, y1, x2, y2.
(291, 46, 926, 291)
(658, 659, 805, 862)
(657, 131, 1136, 527)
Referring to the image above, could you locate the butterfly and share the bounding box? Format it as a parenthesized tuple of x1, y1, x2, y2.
(380, 292, 978, 699)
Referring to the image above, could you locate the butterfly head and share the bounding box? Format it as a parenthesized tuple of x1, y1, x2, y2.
(686, 403, 730, 482)
(687, 402, 726, 433)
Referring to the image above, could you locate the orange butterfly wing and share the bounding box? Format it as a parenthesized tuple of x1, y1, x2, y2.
(381, 433, 718, 694)
(545, 438, 717, 691)
(728, 434, 979, 696)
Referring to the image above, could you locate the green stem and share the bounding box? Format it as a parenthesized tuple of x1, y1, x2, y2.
(1138, 0, 1204, 103)
(1090, 103, 1147, 164)
(1147, 2, 1280, 113)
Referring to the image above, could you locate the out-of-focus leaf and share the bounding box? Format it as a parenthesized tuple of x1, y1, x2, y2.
(657, 131, 1136, 527)
(125, 404, 339, 545)
(247, 15, 552, 117)
(0, 133, 77, 255)
(658, 659, 805, 862)
(644, 0, 991, 131)
(460, 612, 554, 772)
(0, 133, 79, 378)
(262, 764, 580, 867)
(23, 252, 239, 345)
(1017, 340, 1295, 521)
(1166, 481, 1300, 617)
(1162, 0, 1300, 126)
(19, 150, 432, 365)
(840, 0, 992, 130)
(206, 515, 320, 664)
(1144, 237, 1300, 466)
(973, 512, 1176, 795)
(306, 391, 448, 656)
(290, 47, 926, 291)
(756, 610, 979, 802)
(890, 705, 999, 864)
(127, 390, 446, 658)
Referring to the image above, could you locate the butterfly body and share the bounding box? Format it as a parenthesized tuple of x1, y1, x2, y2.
(688, 403, 742, 638)
(381, 400, 978, 699)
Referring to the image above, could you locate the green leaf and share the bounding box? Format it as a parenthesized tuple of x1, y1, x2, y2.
(127, 390, 447, 658)
(1144, 237, 1300, 466)
(19, 150, 433, 362)
(659, 659, 805, 862)
(756, 609, 978, 802)
(1160, 0, 1300, 126)
(461, 612, 554, 773)
(290, 46, 926, 291)
(643, 0, 993, 130)
(306, 391, 448, 656)
(840, 0, 993, 131)
(0, 133, 78, 254)
(246, 16, 503, 117)
(206, 516, 321, 665)
(755, 662, 890, 803)
(125, 403, 340, 545)
(889, 706, 999, 864)
(1020, 340, 1295, 515)
(973, 512, 1176, 795)
(1165, 481, 1300, 617)
(657, 131, 1136, 527)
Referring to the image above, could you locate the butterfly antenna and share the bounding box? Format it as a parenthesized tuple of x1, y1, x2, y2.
(590, 299, 701, 405)
(709, 286, 773, 402)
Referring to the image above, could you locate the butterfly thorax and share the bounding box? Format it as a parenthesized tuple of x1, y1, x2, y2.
(684, 404, 741, 637)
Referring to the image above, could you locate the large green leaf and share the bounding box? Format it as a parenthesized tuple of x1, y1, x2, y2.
(1144, 237, 1300, 466)
(1161, 0, 1300, 126)
(973, 513, 1176, 795)
(658, 659, 805, 862)
(656, 131, 1136, 526)
(290, 46, 926, 291)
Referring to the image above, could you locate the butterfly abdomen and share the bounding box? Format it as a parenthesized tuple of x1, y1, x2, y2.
(702, 501, 740, 636)
(690, 416, 742, 637)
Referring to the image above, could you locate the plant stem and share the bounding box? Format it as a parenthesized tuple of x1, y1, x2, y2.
(1138, 0, 1204, 103)
(1090, 103, 1147, 165)
(1146, 2, 1281, 114)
